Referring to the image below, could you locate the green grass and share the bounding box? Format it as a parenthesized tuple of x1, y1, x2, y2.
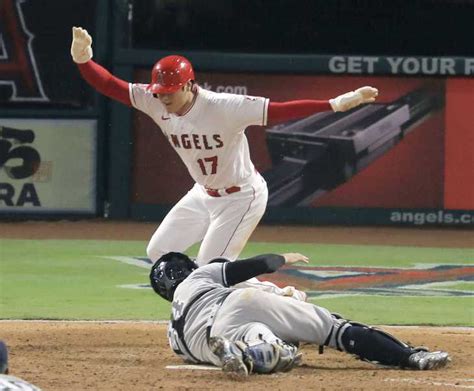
(0, 239, 472, 325)
(439, 282, 474, 291)
(310, 296, 474, 326)
(0, 239, 171, 320)
(239, 243, 474, 266)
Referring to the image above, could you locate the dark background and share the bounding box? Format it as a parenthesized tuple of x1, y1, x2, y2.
(0, 0, 98, 108)
(130, 0, 474, 56)
(3, 0, 473, 110)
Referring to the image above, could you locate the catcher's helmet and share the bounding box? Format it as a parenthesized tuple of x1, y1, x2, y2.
(149, 252, 198, 302)
(147, 55, 195, 95)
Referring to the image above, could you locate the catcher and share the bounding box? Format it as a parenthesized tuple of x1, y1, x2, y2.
(0, 340, 42, 391)
(149, 252, 450, 376)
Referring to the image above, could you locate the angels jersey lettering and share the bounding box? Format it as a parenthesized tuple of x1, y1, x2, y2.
(129, 84, 269, 189)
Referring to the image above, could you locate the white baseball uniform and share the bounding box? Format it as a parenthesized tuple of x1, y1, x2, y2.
(130, 85, 269, 266)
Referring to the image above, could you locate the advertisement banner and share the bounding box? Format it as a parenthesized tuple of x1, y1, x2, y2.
(130, 69, 474, 225)
(0, 119, 97, 214)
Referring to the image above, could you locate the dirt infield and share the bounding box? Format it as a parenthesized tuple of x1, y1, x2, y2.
(1, 220, 473, 390)
(1, 219, 473, 247)
(0, 322, 471, 391)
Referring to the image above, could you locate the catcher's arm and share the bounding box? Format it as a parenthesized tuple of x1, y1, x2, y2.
(223, 253, 308, 286)
(71, 26, 131, 106)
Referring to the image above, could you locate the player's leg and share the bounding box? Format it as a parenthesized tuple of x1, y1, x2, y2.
(215, 288, 333, 344)
(146, 184, 210, 263)
(196, 179, 268, 265)
(197, 182, 306, 299)
(334, 321, 450, 369)
(198, 180, 306, 298)
(214, 289, 450, 370)
(209, 322, 301, 375)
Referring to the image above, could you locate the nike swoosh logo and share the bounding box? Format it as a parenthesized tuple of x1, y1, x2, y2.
(161, 115, 170, 120)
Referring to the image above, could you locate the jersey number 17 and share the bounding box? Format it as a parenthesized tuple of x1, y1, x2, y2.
(197, 156, 218, 175)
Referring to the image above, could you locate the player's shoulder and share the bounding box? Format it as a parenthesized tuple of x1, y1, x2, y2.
(199, 86, 247, 105)
(130, 83, 165, 112)
(193, 261, 226, 274)
(130, 83, 149, 93)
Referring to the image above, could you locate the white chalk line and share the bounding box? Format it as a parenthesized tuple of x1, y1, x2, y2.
(385, 378, 474, 389)
(166, 365, 220, 371)
(0, 320, 471, 332)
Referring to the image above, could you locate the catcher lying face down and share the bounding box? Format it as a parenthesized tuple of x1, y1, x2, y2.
(149, 252, 450, 376)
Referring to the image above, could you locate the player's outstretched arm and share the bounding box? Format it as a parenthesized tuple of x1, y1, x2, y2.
(330, 86, 379, 112)
(71, 26, 131, 106)
(267, 87, 378, 125)
(224, 253, 308, 286)
(281, 253, 309, 265)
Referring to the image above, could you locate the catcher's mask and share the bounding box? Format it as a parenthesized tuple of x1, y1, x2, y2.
(149, 252, 198, 302)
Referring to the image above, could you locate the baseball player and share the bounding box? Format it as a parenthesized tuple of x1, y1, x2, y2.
(0, 341, 7, 375)
(0, 341, 42, 391)
(149, 252, 450, 376)
(70, 27, 377, 297)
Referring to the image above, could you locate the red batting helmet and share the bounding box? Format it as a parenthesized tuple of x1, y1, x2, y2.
(147, 55, 195, 94)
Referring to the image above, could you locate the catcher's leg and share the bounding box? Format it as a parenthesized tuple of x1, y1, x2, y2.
(326, 320, 450, 370)
(210, 322, 301, 376)
(213, 289, 450, 370)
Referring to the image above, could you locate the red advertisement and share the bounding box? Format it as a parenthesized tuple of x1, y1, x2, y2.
(131, 70, 474, 212)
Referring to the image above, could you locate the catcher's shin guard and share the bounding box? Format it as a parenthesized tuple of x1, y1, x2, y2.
(339, 321, 436, 368)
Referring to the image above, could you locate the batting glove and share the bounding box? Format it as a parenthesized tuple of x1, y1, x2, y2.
(71, 26, 93, 64)
(329, 86, 378, 112)
(281, 286, 307, 302)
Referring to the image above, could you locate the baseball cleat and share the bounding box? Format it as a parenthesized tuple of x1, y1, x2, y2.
(269, 341, 302, 372)
(209, 337, 250, 378)
(407, 350, 450, 370)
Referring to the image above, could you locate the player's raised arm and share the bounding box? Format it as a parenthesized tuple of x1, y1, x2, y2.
(71, 26, 131, 106)
(224, 253, 308, 286)
(267, 87, 379, 126)
(330, 86, 378, 112)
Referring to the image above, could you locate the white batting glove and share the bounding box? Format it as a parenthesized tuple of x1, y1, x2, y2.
(71, 26, 93, 64)
(281, 286, 308, 302)
(329, 86, 378, 112)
